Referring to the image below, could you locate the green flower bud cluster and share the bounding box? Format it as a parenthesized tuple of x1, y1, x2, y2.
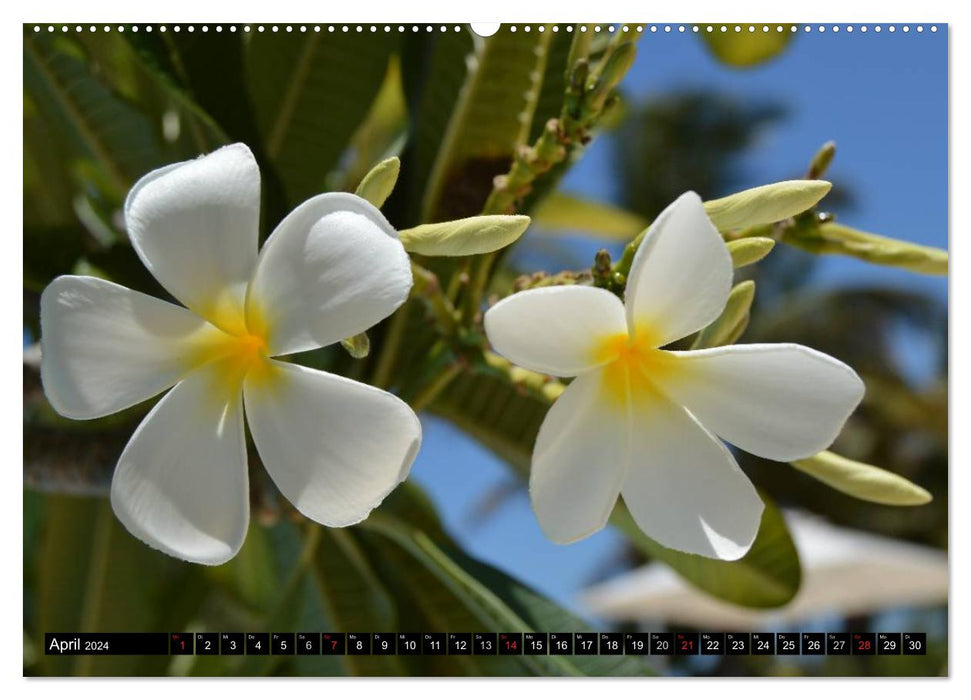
(483, 32, 638, 216)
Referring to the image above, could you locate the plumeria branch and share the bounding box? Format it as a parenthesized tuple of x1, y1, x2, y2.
(603, 143, 948, 280)
(367, 32, 639, 410)
(410, 262, 460, 340)
(481, 33, 635, 216)
(462, 31, 638, 325)
(777, 217, 948, 275)
(410, 361, 466, 414)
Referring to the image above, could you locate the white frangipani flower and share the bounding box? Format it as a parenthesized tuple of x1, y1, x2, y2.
(484, 192, 864, 560)
(40, 144, 421, 565)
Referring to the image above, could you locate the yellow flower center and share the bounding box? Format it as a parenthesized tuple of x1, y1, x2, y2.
(593, 330, 678, 407)
(186, 300, 276, 399)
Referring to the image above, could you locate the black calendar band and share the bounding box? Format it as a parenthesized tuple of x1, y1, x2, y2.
(43, 631, 927, 656)
(44, 633, 170, 655)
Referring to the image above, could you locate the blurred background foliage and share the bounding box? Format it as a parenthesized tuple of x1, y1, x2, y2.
(23, 24, 946, 677)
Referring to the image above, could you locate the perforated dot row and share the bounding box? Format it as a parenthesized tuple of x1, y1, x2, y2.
(29, 24, 940, 35)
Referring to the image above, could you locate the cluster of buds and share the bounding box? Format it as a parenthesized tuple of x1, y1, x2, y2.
(483, 37, 637, 216)
(511, 269, 592, 292)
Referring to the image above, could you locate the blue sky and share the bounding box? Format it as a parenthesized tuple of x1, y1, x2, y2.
(409, 26, 948, 612)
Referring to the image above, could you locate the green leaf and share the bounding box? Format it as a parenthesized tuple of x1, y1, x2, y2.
(691, 280, 756, 348)
(792, 450, 933, 506)
(431, 366, 547, 474)
(209, 522, 282, 612)
(411, 27, 555, 220)
(33, 495, 204, 676)
(784, 221, 948, 275)
(360, 514, 657, 676)
(398, 28, 476, 223)
(376, 480, 451, 541)
(24, 225, 90, 291)
(726, 236, 776, 267)
(532, 192, 649, 239)
(294, 481, 655, 676)
(24, 97, 80, 229)
(311, 528, 406, 675)
(291, 576, 345, 676)
(399, 215, 530, 256)
(76, 31, 229, 157)
(124, 30, 264, 149)
(705, 180, 832, 230)
(611, 493, 801, 608)
(354, 156, 400, 208)
(701, 25, 796, 68)
(246, 31, 396, 205)
(340, 57, 408, 190)
(431, 366, 802, 608)
(189, 520, 312, 677)
(24, 33, 163, 196)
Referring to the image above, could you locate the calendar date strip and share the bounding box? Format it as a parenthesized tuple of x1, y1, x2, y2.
(45, 631, 927, 656)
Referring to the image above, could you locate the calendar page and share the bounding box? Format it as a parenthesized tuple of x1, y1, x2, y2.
(23, 19, 948, 679)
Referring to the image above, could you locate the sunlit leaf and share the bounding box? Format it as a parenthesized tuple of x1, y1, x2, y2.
(532, 192, 648, 240)
(534, 181, 829, 243)
(340, 57, 408, 190)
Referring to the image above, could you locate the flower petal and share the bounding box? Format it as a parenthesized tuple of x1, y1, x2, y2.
(244, 361, 421, 526)
(40, 276, 213, 420)
(110, 364, 249, 565)
(484, 286, 628, 377)
(247, 193, 411, 356)
(124, 143, 260, 331)
(621, 390, 763, 560)
(656, 344, 865, 462)
(530, 369, 628, 543)
(625, 192, 733, 346)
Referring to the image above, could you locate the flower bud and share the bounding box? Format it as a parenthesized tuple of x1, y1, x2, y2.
(691, 281, 755, 349)
(792, 451, 932, 506)
(807, 141, 837, 179)
(355, 157, 400, 208)
(705, 180, 832, 230)
(726, 237, 776, 268)
(399, 215, 530, 257)
(340, 332, 371, 359)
